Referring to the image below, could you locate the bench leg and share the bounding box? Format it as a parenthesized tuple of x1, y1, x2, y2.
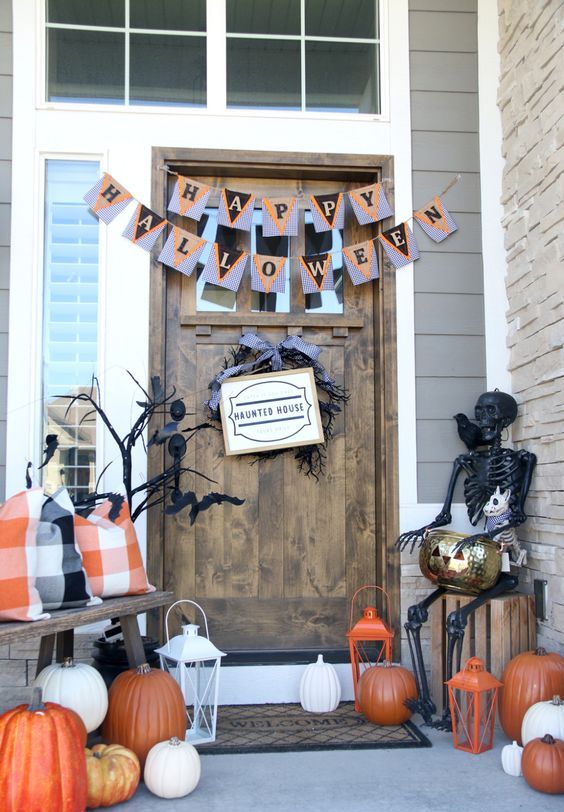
(56, 629, 74, 662)
(36, 635, 56, 676)
(119, 614, 147, 668)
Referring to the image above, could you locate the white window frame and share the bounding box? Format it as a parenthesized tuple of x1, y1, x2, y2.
(37, 0, 390, 122)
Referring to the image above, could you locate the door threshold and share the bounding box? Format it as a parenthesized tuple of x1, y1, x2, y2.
(222, 648, 351, 667)
(218, 661, 355, 705)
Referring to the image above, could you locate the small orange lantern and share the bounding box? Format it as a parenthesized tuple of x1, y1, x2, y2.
(346, 585, 394, 711)
(446, 656, 502, 754)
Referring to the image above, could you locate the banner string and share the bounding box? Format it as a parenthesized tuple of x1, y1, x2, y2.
(155, 165, 461, 261)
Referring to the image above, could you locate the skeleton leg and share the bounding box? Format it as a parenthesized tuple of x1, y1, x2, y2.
(436, 572, 519, 729)
(404, 587, 447, 725)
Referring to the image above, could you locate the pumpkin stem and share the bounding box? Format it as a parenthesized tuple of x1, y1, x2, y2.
(541, 734, 556, 744)
(62, 657, 75, 668)
(169, 737, 182, 746)
(552, 695, 562, 705)
(136, 662, 151, 675)
(534, 647, 548, 656)
(28, 686, 45, 712)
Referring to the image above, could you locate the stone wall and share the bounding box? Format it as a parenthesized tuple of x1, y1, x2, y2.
(498, 0, 564, 652)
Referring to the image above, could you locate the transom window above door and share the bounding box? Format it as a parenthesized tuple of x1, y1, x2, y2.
(44, 0, 381, 114)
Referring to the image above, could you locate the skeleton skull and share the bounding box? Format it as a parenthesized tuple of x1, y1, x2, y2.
(474, 390, 517, 443)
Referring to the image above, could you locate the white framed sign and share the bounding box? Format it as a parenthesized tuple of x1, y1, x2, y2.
(219, 368, 324, 455)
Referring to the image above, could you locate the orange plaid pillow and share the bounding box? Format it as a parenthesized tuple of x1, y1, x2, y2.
(74, 499, 155, 598)
(0, 488, 50, 621)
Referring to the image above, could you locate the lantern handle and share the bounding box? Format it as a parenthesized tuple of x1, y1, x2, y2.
(163, 599, 211, 650)
(348, 585, 392, 631)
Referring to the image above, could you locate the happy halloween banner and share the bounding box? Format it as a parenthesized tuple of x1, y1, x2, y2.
(84, 172, 459, 294)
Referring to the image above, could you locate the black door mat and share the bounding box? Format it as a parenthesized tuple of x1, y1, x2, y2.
(198, 702, 431, 755)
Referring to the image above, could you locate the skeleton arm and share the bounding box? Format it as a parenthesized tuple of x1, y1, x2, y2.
(396, 455, 467, 552)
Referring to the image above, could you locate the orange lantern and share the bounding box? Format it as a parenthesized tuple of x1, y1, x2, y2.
(346, 585, 394, 711)
(446, 656, 502, 754)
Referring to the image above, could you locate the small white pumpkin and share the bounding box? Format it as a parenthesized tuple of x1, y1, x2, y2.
(522, 695, 564, 746)
(501, 740, 523, 776)
(33, 656, 108, 732)
(144, 737, 201, 799)
(299, 654, 341, 713)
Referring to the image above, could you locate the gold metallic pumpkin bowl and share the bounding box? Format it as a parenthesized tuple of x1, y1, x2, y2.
(419, 530, 501, 594)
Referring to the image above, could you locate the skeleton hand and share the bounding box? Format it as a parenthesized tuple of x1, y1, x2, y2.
(396, 526, 433, 554)
(450, 532, 485, 556)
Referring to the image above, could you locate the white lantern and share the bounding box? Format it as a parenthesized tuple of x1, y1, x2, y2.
(155, 600, 225, 745)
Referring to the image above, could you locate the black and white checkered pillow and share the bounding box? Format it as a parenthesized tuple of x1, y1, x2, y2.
(36, 488, 98, 610)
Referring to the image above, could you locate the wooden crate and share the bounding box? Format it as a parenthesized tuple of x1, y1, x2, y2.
(430, 593, 536, 714)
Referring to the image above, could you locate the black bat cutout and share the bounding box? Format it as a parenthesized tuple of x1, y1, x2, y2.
(37, 434, 59, 470)
(107, 493, 125, 522)
(189, 492, 245, 526)
(165, 490, 197, 515)
(147, 421, 179, 447)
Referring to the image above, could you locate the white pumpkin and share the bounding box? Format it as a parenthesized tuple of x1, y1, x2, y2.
(521, 695, 564, 746)
(501, 740, 523, 776)
(144, 737, 201, 799)
(33, 656, 108, 732)
(299, 654, 341, 713)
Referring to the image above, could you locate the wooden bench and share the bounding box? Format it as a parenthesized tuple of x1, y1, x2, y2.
(0, 591, 175, 677)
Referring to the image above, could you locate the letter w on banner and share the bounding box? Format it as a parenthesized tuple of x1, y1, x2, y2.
(377, 222, 420, 269)
(251, 255, 287, 294)
(167, 176, 211, 221)
(348, 183, 393, 225)
(413, 195, 457, 242)
(299, 253, 334, 294)
(122, 203, 167, 251)
(309, 193, 344, 233)
(342, 239, 379, 285)
(262, 197, 299, 237)
(83, 173, 133, 224)
(201, 244, 248, 291)
(157, 226, 206, 276)
(218, 188, 255, 231)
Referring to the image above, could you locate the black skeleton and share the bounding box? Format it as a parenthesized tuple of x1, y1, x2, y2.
(396, 390, 536, 727)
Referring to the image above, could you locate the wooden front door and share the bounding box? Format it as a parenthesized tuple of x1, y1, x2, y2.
(148, 149, 399, 657)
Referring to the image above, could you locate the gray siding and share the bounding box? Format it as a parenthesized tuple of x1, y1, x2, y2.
(409, 0, 487, 502)
(0, 0, 11, 499)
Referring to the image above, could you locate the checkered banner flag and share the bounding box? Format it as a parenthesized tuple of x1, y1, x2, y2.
(167, 176, 211, 221)
(378, 222, 420, 269)
(348, 183, 393, 225)
(262, 196, 299, 237)
(201, 243, 248, 291)
(157, 226, 206, 276)
(309, 192, 344, 233)
(342, 239, 379, 285)
(299, 253, 334, 294)
(83, 173, 133, 224)
(218, 188, 255, 231)
(251, 254, 287, 294)
(122, 203, 167, 251)
(413, 195, 458, 242)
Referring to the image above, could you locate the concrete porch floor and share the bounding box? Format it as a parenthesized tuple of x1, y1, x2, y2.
(110, 723, 562, 811)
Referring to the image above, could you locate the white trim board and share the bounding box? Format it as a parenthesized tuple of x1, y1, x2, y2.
(218, 663, 355, 706)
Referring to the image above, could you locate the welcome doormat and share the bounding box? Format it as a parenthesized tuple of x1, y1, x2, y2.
(198, 702, 431, 755)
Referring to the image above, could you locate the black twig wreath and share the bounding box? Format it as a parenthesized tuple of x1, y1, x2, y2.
(205, 334, 349, 479)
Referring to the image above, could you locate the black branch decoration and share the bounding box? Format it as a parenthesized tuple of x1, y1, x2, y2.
(40, 372, 244, 524)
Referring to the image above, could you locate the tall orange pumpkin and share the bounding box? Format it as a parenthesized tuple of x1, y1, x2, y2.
(102, 663, 187, 768)
(358, 661, 418, 725)
(0, 687, 87, 812)
(499, 647, 564, 744)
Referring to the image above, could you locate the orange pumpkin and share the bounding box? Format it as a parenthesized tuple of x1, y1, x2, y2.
(0, 687, 87, 812)
(522, 734, 564, 794)
(499, 647, 564, 744)
(85, 743, 140, 808)
(102, 663, 187, 768)
(358, 661, 418, 725)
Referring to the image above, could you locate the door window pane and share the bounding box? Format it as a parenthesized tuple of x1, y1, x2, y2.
(227, 0, 300, 35)
(47, 29, 125, 103)
(196, 210, 237, 312)
(251, 211, 290, 313)
(227, 38, 301, 110)
(306, 41, 379, 113)
(305, 0, 377, 39)
(47, 0, 125, 27)
(130, 0, 206, 31)
(43, 160, 100, 499)
(304, 211, 343, 314)
(130, 34, 206, 106)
